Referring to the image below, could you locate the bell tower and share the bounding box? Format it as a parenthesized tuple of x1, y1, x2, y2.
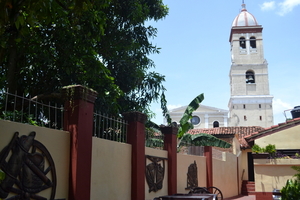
(228, 3, 273, 128)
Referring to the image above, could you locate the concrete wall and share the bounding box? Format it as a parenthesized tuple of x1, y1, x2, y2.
(0, 119, 242, 200)
(255, 125, 300, 149)
(0, 119, 70, 200)
(145, 147, 168, 200)
(213, 152, 239, 198)
(254, 159, 300, 192)
(177, 154, 206, 194)
(90, 137, 132, 200)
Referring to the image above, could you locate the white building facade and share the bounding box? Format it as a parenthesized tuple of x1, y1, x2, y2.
(168, 105, 228, 129)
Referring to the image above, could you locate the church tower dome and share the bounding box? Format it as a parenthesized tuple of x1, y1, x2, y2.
(232, 3, 258, 27)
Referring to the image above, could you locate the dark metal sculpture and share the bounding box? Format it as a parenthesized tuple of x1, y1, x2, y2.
(186, 161, 198, 189)
(145, 155, 166, 192)
(0, 132, 57, 200)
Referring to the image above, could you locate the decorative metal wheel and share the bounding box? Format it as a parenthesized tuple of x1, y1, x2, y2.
(0, 132, 57, 200)
(189, 187, 210, 194)
(206, 186, 223, 200)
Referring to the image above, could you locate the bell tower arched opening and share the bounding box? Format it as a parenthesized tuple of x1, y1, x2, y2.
(246, 70, 255, 84)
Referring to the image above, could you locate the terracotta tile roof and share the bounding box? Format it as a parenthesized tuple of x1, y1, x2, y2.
(245, 117, 300, 143)
(188, 126, 264, 148)
(187, 118, 300, 149)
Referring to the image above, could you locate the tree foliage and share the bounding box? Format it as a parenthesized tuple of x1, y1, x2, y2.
(281, 179, 300, 200)
(0, 0, 168, 115)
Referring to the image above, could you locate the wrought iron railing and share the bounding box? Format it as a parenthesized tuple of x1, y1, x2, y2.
(0, 89, 64, 130)
(93, 112, 128, 143)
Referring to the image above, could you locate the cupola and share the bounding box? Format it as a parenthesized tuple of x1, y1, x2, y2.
(232, 3, 258, 27)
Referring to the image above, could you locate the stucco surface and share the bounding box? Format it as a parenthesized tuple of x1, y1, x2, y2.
(0, 120, 70, 200)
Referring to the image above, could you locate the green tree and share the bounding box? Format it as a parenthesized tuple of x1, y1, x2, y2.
(0, 0, 168, 115)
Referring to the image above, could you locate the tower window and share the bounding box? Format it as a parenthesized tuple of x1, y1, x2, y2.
(243, 104, 246, 109)
(259, 116, 262, 120)
(244, 115, 247, 121)
(246, 70, 255, 84)
(259, 104, 261, 108)
(213, 121, 219, 128)
(250, 36, 256, 48)
(239, 37, 246, 49)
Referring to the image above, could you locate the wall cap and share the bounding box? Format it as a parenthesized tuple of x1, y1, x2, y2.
(61, 85, 98, 103)
(123, 112, 147, 124)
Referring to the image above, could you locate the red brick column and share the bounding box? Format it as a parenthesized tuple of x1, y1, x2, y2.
(161, 126, 178, 195)
(204, 146, 213, 189)
(123, 112, 147, 200)
(62, 85, 97, 200)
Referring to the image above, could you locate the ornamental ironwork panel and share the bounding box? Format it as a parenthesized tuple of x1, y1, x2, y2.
(186, 161, 198, 189)
(145, 155, 167, 193)
(0, 131, 57, 200)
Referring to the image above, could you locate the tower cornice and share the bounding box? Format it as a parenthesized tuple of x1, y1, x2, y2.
(229, 26, 263, 42)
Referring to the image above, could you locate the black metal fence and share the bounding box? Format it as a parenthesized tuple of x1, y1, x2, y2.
(0, 89, 64, 130)
(93, 112, 128, 143)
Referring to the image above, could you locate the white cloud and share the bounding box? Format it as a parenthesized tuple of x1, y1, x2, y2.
(273, 98, 293, 115)
(272, 98, 296, 124)
(261, 1, 276, 11)
(278, 0, 300, 15)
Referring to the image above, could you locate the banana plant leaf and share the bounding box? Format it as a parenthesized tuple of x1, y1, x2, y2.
(0, 169, 5, 183)
(179, 133, 231, 148)
(178, 93, 204, 138)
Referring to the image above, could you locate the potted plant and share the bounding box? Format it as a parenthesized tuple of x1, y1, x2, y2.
(251, 144, 271, 159)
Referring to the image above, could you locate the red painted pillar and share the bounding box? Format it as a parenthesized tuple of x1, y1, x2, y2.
(62, 85, 97, 200)
(161, 126, 178, 195)
(123, 112, 147, 200)
(204, 146, 213, 189)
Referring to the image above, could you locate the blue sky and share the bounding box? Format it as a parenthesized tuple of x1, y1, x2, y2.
(148, 0, 300, 126)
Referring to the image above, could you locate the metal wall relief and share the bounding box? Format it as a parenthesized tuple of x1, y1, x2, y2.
(0, 131, 57, 200)
(145, 155, 166, 193)
(186, 161, 198, 189)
